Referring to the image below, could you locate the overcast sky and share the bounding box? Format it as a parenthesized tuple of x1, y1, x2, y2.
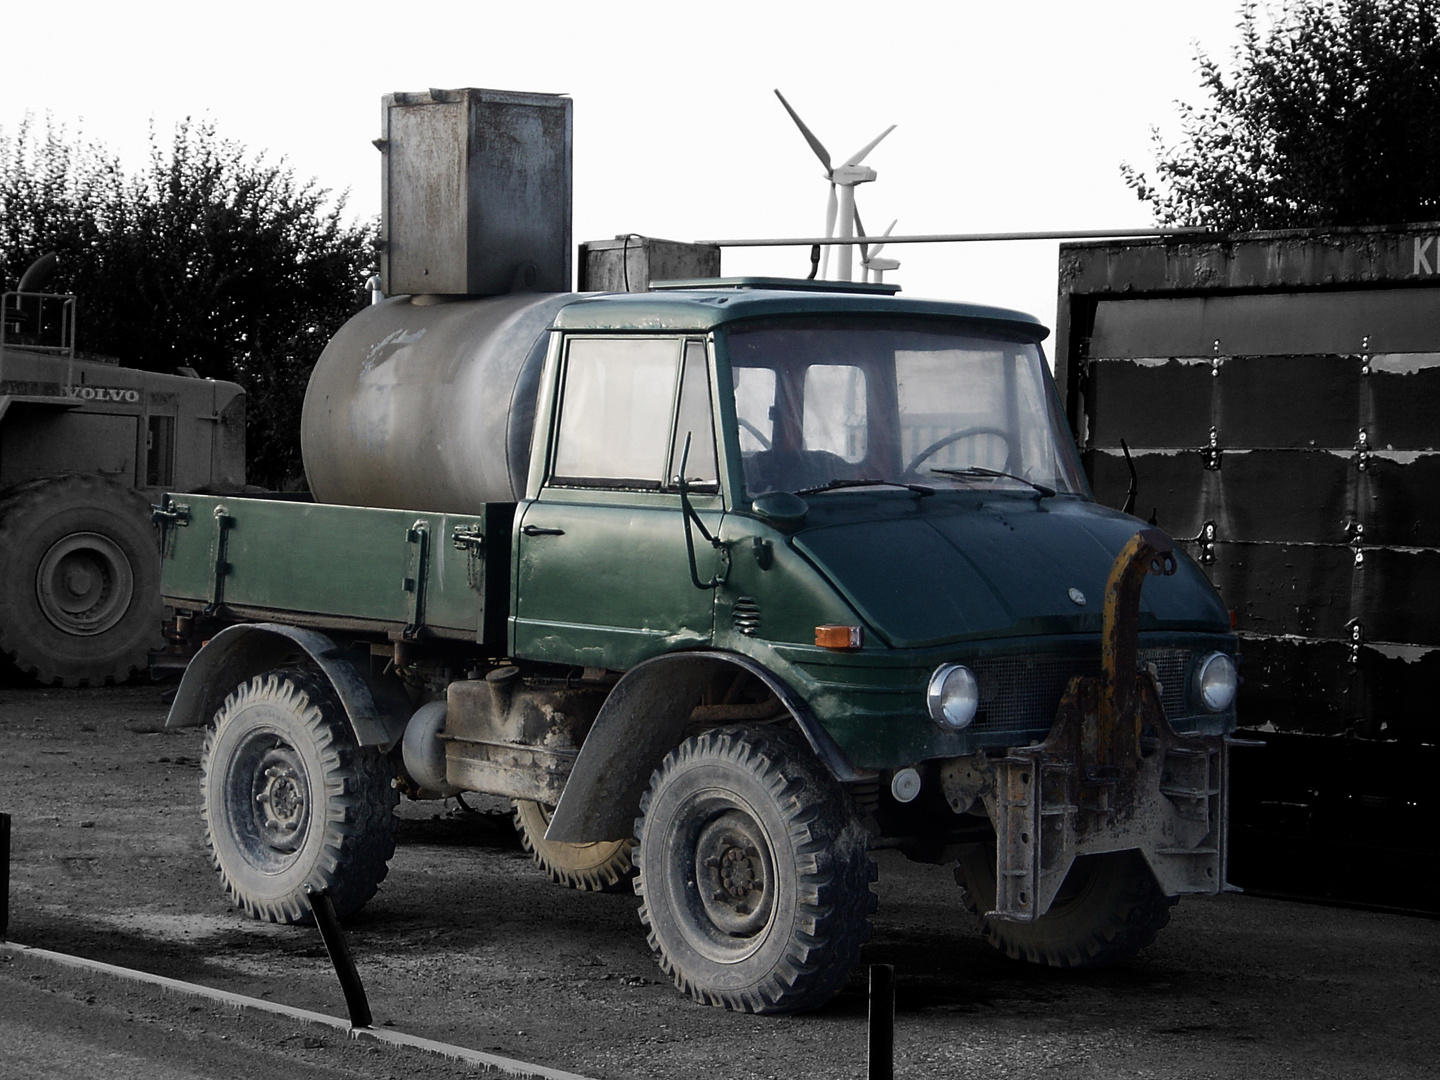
(1, 1, 1251, 336)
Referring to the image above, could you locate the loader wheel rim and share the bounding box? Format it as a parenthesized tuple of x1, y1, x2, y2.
(35, 531, 134, 636)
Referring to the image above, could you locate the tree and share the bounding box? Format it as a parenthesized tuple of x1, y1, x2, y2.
(1123, 0, 1440, 230)
(0, 117, 376, 488)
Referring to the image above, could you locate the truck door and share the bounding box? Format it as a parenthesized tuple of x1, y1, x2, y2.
(511, 336, 723, 670)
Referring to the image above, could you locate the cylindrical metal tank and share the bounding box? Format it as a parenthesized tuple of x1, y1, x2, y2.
(301, 291, 579, 512)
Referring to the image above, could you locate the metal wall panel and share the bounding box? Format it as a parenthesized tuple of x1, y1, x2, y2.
(1058, 230, 1440, 909)
(1088, 448, 1356, 545)
(1090, 289, 1440, 358)
(1084, 359, 1214, 447)
(1084, 355, 1362, 450)
(1213, 355, 1359, 448)
(1360, 454, 1440, 546)
(1366, 354, 1440, 448)
(1353, 548, 1440, 648)
(1200, 540, 1355, 640)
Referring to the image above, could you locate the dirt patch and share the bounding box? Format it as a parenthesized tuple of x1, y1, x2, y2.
(2, 683, 1437, 1079)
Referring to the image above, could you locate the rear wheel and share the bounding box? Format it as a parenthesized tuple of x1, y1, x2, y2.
(634, 726, 876, 1013)
(955, 846, 1176, 967)
(202, 668, 398, 923)
(512, 799, 635, 892)
(0, 474, 160, 686)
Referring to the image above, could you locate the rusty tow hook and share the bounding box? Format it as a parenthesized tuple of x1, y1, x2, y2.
(1097, 527, 1177, 773)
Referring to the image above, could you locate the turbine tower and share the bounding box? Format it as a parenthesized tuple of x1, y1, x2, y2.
(774, 89, 895, 281)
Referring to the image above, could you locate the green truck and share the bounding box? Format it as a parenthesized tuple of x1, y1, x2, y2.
(157, 276, 1240, 1013)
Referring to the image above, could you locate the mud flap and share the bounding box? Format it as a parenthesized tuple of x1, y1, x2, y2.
(987, 527, 1229, 922)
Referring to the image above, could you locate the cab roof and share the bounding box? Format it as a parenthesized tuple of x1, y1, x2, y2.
(551, 277, 1050, 340)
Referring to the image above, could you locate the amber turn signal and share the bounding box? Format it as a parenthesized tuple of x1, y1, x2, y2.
(815, 624, 863, 650)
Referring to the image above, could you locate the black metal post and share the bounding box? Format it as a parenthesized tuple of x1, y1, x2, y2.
(303, 885, 372, 1028)
(868, 963, 895, 1080)
(1, 812, 10, 941)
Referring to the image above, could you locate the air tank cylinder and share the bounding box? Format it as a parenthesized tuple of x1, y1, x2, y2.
(301, 291, 577, 512)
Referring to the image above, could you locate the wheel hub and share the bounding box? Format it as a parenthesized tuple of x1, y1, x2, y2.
(35, 531, 134, 636)
(695, 810, 773, 937)
(252, 744, 309, 853)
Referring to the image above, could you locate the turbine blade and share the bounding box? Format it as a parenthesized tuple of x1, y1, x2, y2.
(870, 219, 897, 259)
(774, 89, 832, 172)
(844, 124, 896, 167)
(853, 207, 869, 263)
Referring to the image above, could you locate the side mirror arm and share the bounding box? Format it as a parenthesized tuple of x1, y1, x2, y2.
(676, 432, 729, 590)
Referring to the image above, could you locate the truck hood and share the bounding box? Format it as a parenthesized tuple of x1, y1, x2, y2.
(789, 494, 1229, 649)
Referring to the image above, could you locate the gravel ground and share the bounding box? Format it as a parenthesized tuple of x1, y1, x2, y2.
(1, 682, 1437, 1079)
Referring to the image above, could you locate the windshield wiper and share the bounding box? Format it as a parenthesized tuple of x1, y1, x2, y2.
(794, 478, 935, 498)
(927, 466, 1056, 499)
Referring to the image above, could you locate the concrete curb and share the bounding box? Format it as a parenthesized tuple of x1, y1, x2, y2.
(1, 940, 597, 1080)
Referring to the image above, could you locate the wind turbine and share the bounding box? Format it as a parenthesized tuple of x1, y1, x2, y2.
(856, 212, 901, 284)
(774, 89, 895, 282)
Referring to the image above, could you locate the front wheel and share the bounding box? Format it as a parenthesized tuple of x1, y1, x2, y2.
(201, 668, 398, 923)
(634, 726, 876, 1014)
(954, 846, 1177, 968)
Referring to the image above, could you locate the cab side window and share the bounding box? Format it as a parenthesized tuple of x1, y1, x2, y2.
(667, 339, 718, 490)
(551, 337, 717, 492)
(552, 337, 679, 487)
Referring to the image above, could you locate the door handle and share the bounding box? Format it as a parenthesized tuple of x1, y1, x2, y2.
(522, 524, 565, 537)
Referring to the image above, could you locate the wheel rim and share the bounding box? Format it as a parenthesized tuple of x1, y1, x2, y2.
(670, 794, 777, 963)
(34, 531, 135, 636)
(224, 727, 312, 873)
(696, 810, 774, 936)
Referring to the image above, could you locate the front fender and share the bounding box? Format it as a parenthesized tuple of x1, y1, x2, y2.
(544, 650, 869, 844)
(164, 622, 408, 748)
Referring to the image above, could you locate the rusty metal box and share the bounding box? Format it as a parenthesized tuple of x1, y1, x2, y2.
(578, 236, 721, 292)
(379, 88, 572, 297)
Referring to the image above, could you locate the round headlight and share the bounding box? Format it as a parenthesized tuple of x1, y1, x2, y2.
(927, 664, 979, 731)
(1195, 652, 1238, 713)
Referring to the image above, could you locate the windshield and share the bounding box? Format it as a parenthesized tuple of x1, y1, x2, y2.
(725, 317, 1087, 499)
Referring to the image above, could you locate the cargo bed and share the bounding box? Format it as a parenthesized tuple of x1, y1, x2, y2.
(156, 494, 513, 646)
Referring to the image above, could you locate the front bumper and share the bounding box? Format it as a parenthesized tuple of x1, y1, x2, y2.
(956, 527, 1233, 921)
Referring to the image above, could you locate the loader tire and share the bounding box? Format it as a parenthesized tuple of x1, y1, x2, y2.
(0, 474, 161, 686)
(955, 846, 1177, 968)
(634, 725, 876, 1014)
(202, 668, 398, 924)
(513, 799, 636, 892)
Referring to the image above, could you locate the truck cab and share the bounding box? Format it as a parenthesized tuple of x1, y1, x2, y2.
(517, 280, 1231, 755)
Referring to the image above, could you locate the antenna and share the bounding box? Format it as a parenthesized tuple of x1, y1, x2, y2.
(774, 90, 895, 281)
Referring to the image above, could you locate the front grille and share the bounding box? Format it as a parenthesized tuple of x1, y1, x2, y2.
(970, 648, 1194, 733)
